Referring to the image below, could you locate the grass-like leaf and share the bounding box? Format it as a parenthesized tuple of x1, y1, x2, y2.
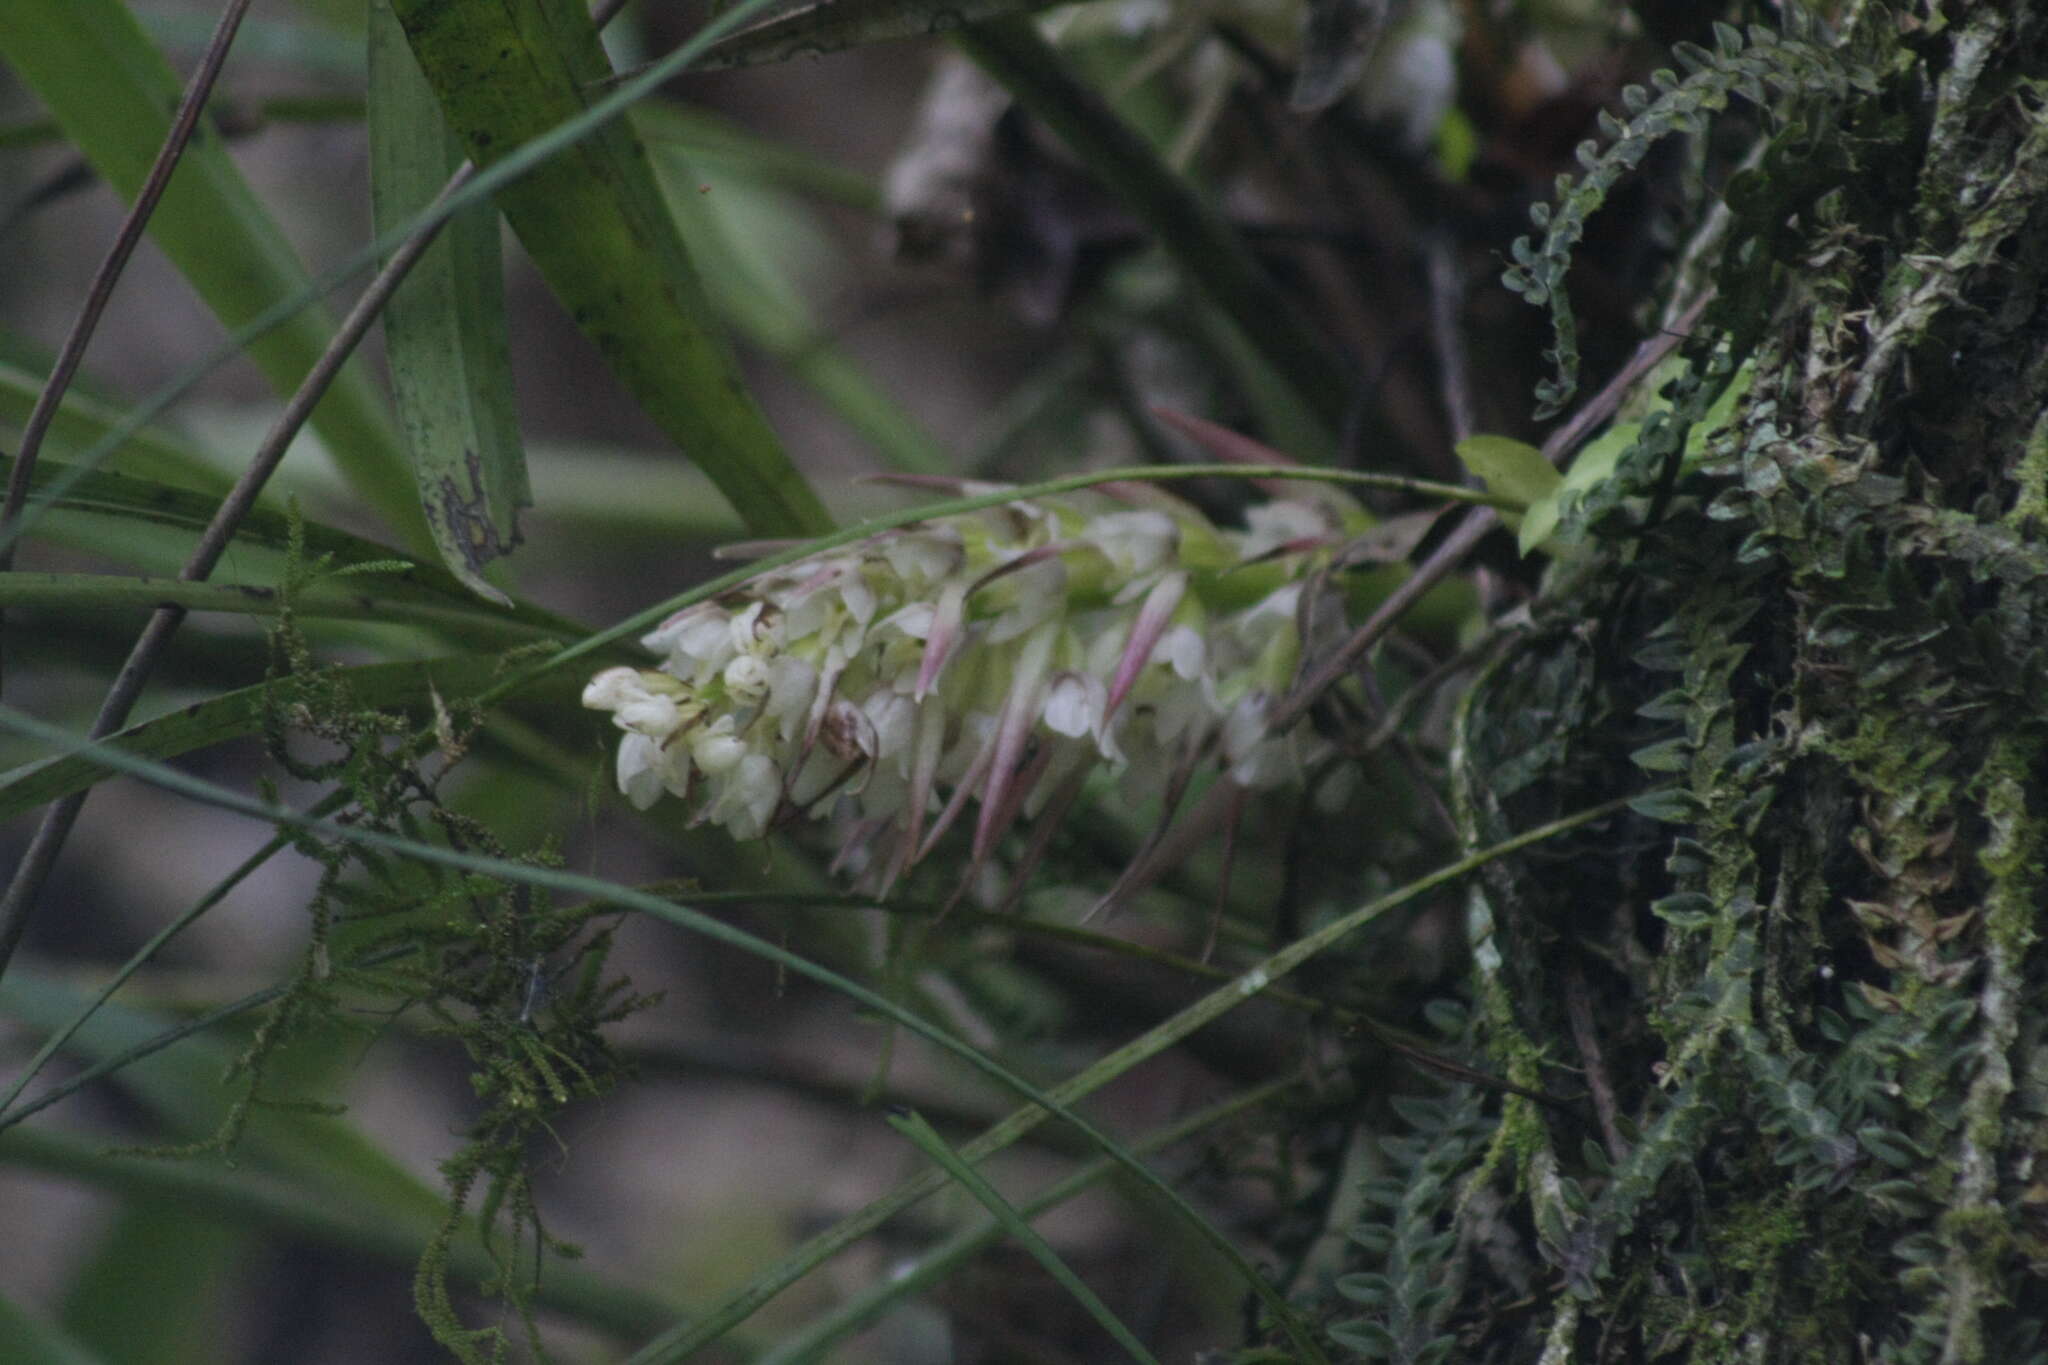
(0, 0, 430, 551)
(756, 1080, 1293, 1365)
(0, 572, 575, 644)
(886, 1107, 1164, 1365)
(0, 1120, 679, 1338)
(0, 456, 588, 638)
(368, 0, 532, 604)
(0, 655, 564, 824)
(640, 108, 951, 474)
(0, 0, 792, 566)
(0, 701, 1368, 1365)
(390, 0, 832, 538)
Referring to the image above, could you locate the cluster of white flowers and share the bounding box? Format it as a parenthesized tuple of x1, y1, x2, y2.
(583, 484, 1356, 886)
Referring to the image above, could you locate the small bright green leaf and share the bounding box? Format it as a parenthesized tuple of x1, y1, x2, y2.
(369, 0, 530, 604)
(1628, 736, 1692, 774)
(1335, 1271, 1392, 1307)
(1684, 358, 1754, 458)
(0, 0, 429, 551)
(1516, 357, 1755, 555)
(1650, 892, 1715, 929)
(1454, 434, 1561, 513)
(0, 1293, 109, 1365)
(1628, 786, 1701, 825)
(1518, 420, 1638, 553)
(1564, 422, 1638, 489)
(389, 0, 832, 538)
(695, 0, 1061, 71)
(1433, 106, 1478, 182)
(1329, 1318, 1398, 1353)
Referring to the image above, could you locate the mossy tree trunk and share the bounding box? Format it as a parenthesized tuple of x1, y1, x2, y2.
(1437, 8, 2048, 1362)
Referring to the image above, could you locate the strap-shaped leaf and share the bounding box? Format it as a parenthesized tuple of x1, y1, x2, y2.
(0, 572, 574, 646)
(369, 0, 531, 603)
(389, 0, 832, 538)
(0, 455, 588, 643)
(0, 0, 429, 551)
(0, 655, 518, 823)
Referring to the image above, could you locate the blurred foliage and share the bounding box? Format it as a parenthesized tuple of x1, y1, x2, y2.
(6, 3, 2038, 1364)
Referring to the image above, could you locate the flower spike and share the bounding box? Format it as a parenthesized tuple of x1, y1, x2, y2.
(584, 481, 1350, 889)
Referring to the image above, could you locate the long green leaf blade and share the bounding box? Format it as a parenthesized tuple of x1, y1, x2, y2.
(390, 0, 833, 538)
(0, 703, 1361, 1364)
(0, 1124, 679, 1339)
(0, 455, 589, 641)
(0, 0, 430, 550)
(0, 572, 575, 643)
(887, 1108, 1163, 1365)
(368, 0, 531, 603)
(0, 655, 518, 823)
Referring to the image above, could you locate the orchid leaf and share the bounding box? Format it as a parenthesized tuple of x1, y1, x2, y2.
(389, 0, 832, 538)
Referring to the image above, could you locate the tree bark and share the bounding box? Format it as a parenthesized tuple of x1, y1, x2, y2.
(1415, 9, 2048, 1362)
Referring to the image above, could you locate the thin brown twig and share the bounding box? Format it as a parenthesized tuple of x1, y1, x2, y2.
(1267, 290, 1715, 735)
(0, 168, 475, 983)
(0, 0, 257, 692)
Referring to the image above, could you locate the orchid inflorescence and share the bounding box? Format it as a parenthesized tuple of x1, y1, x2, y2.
(583, 480, 1363, 892)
